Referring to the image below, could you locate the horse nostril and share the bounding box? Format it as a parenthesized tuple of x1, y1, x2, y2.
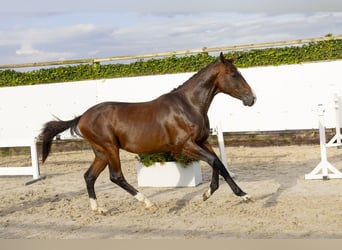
(243, 94, 256, 106)
(252, 96, 256, 105)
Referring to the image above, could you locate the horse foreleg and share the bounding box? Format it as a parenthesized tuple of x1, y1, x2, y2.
(183, 141, 252, 202)
(203, 168, 219, 201)
(213, 157, 252, 202)
(201, 142, 219, 201)
(208, 158, 252, 201)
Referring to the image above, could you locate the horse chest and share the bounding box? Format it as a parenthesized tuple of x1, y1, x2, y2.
(186, 116, 210, 143)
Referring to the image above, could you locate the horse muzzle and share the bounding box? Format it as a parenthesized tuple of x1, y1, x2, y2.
(242, 93, 256, 107)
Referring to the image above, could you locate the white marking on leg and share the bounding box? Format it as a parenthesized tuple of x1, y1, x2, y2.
(203, 188, 211, 201)
(89, 198, 98, 210)
(206, 188, 212, 198)
(89, 198, 108, 214)
(134, 192, 156, 210)
(241, 194, 254, 202)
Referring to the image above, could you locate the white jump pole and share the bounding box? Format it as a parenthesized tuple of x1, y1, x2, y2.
(326, 93, 342, 147)
(215, 123, 235, 177)
(305, 104, 342, 180)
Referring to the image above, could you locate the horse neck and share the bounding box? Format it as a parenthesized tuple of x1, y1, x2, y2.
(175, 63, 219, 113)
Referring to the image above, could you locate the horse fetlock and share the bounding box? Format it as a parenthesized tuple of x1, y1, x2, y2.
(202, 188, 212, 201)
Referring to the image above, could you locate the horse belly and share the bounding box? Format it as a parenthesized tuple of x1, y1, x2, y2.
(118, 128, 170, 154)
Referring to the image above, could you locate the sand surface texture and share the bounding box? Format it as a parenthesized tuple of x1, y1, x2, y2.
(1, 145, 342, 239)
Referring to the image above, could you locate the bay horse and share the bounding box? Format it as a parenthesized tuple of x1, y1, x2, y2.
(40, 52, 256, 214)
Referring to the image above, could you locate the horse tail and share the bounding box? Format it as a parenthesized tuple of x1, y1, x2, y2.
(40, 116, 82, 163)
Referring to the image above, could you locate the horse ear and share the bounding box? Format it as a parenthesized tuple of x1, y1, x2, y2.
(230, 54, 236, 63)
(220, 52, 235, 64)
(219, 52, 227, 64)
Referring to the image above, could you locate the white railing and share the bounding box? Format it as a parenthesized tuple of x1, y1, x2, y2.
(0, 35, 341, 69)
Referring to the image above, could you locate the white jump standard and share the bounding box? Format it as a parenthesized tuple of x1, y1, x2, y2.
(326, 94, 342, 148)
(305, 103, 342, 180)
(0, 137, 44, 185)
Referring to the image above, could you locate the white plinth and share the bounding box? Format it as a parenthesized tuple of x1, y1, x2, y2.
(137, 161, 202, 187)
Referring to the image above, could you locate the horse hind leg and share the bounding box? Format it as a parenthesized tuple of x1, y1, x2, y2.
(109, 169, 157, 211)
(106, 147, 157, 211)
(84, 152, 109, 214)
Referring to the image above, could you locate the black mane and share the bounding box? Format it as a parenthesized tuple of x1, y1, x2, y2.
(170, 61, 218, 93)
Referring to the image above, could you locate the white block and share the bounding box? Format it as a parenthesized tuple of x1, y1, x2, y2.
(137, 161, 202, 187)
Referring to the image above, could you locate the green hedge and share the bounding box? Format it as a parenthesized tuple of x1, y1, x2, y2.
(1, 39, 342, 87)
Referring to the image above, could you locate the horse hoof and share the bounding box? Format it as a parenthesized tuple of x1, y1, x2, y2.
(96, 207, 109, 215)
(241, 194, 254, 203)
(202, 193, 209, 201)
(202, 188, 212, 201)
(146, 204, 158, 211)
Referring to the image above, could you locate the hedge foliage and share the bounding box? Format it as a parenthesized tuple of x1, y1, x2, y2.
(1, 39, 342, 87)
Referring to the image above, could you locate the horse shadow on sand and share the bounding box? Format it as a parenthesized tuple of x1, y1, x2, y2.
(230, 152, 324, 208)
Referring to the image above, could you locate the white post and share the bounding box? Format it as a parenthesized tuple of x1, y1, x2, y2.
(326, 94, 342, 147)
(305, 104, 342, 180)
(216, 123, 235, 177)
(25, 137, 45, 185)
(30, 138, 40, 180)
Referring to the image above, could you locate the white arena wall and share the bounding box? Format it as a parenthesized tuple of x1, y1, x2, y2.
(1, 60, 342, 144)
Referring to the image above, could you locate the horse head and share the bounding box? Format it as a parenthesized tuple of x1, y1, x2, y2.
(216, 52, 256, 106)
